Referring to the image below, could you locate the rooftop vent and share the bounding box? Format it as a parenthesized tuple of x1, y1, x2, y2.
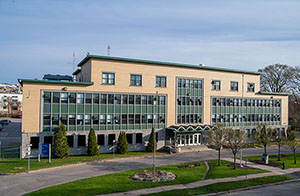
(43, 74, 73, 82)
(199, 64, 205, 67)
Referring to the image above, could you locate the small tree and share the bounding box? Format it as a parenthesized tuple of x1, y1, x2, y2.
(207, 123, 226, 166)
(225, 128, 247, 169)
(271, 128, 285, 161)
(286, 128, 299, 164)
(116, 131, 129, 154)
(253, 124, 271, 154)
(146, 128, 157, 152)
(87, 128, 99, 156)
(53, 124, 69, 158)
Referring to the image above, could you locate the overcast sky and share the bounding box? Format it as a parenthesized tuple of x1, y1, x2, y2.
(1, 0, 300, 84)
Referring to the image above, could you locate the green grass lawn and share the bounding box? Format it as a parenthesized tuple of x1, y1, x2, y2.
(25, 160, 267, 196)
(0, 151, 167, 174)
(144, 175, 293, 196)
(205, 160, 267, 179)
(25, 161, 207, 196)
(247, 153, 300, 169)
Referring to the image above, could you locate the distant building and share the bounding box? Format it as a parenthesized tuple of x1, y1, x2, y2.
(0, 93, 22, 116)
(18, 54, 289, 158)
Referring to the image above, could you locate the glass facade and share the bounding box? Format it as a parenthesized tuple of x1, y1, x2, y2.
(211, 97, 281, 127)
(42, 91, 166, 132)
(176, 77, 203, 124)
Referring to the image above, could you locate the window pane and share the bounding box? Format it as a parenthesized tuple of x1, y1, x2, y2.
(53, 92, 60, 103)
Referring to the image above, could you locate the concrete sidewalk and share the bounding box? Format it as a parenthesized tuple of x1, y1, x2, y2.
(101, 158, 300, 196)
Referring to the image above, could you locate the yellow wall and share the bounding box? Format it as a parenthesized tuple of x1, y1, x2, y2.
(21, 58, 289, 133)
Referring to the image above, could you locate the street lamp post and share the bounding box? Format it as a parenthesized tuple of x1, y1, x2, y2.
(240, 73, 244, 167)
(152, 91, 158, 176)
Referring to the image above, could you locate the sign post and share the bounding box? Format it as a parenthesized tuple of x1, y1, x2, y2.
(26, 144, 32, 173)
(49, 144, 51, 163)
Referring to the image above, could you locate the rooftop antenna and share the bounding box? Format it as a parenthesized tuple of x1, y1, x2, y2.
(107, 45, 110, 56)
(72, 52, 76, 72)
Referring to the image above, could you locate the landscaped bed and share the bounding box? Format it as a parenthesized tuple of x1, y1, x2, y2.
(143, 175, 294, 196)
(247, 153, 300, 169)
(25, 160, 267, 196)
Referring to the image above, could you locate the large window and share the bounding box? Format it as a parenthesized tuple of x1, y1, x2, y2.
(97, 134, 105, 145)
(130, 74, 142, 86)
(230, 81, 238, 91)
(176, 77, 203, 124)
(247, 82, 255, 92)
(156, 76, 166, 87)
(42, 91, 166, 132)
(212, 80, 221, 91)
(108, 134, 115, 145)
(102, 72, 115, 85)
(30, 137, 39, 149)
(136, 133, 143, 144)
(78, 135, 86, 146)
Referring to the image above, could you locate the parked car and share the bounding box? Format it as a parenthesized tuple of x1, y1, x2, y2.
(0, 124, 3, 131)
(0, 119, 11, 126)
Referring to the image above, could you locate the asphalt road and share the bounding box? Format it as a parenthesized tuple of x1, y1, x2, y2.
(223, 181, 300, 196)
(0, 147, 297, 196)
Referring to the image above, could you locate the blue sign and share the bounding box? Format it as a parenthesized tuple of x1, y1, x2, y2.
(41, 144, 50, 155)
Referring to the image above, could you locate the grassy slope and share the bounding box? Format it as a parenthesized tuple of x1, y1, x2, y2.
(144, 175, 293, 196)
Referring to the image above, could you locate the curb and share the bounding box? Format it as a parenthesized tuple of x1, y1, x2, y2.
(199, 178, 300, 196)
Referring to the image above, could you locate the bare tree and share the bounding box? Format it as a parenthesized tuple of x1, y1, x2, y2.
(258, 64, 294, 92)
(225, 128, 247, 169)
(286, 128, 299, 164)
(253, 124, 271, 154)
(271, 128, 286, 161)
(207, 123, 226, 166)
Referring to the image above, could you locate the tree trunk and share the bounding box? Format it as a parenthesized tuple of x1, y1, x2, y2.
(218, 148, 221, 166)
(264, 144, 267, 154)
(233, 153, 236, 169)
(294, 150, 297, 164)
(278, 143, 281, 161)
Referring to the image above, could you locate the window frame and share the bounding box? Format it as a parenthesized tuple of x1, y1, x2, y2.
(156, 76, 167, 88)
(230, 81, 239, 92)
(102, 72, 115, 85)
(130, 74, 142, 86)
(211, 80, 221, 91)
(247, 82, 255, 92)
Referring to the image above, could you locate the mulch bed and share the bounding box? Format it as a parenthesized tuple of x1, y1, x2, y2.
(250, 160, 282, 167)
(227, 164, 259, 170)
(178, 163, 201, 168)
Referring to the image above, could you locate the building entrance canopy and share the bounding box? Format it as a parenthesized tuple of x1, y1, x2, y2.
(166, 124, 213, 146)
(167, 124, 213, 133)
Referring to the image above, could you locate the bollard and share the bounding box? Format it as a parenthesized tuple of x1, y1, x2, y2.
(283, 161, 285, 170)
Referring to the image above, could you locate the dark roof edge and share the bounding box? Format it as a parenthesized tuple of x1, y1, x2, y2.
(72, 69, 81, 75)
(17, 79, 94, 86)
(256, 91, 290, 96)
(77, 54, 261, 75)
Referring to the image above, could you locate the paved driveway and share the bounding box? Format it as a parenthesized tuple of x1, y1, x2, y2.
(0, 147, 297, 196)
(0, 118, 21, 146)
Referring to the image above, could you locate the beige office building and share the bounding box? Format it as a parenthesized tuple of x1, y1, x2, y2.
(18, 55, 289, 157)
